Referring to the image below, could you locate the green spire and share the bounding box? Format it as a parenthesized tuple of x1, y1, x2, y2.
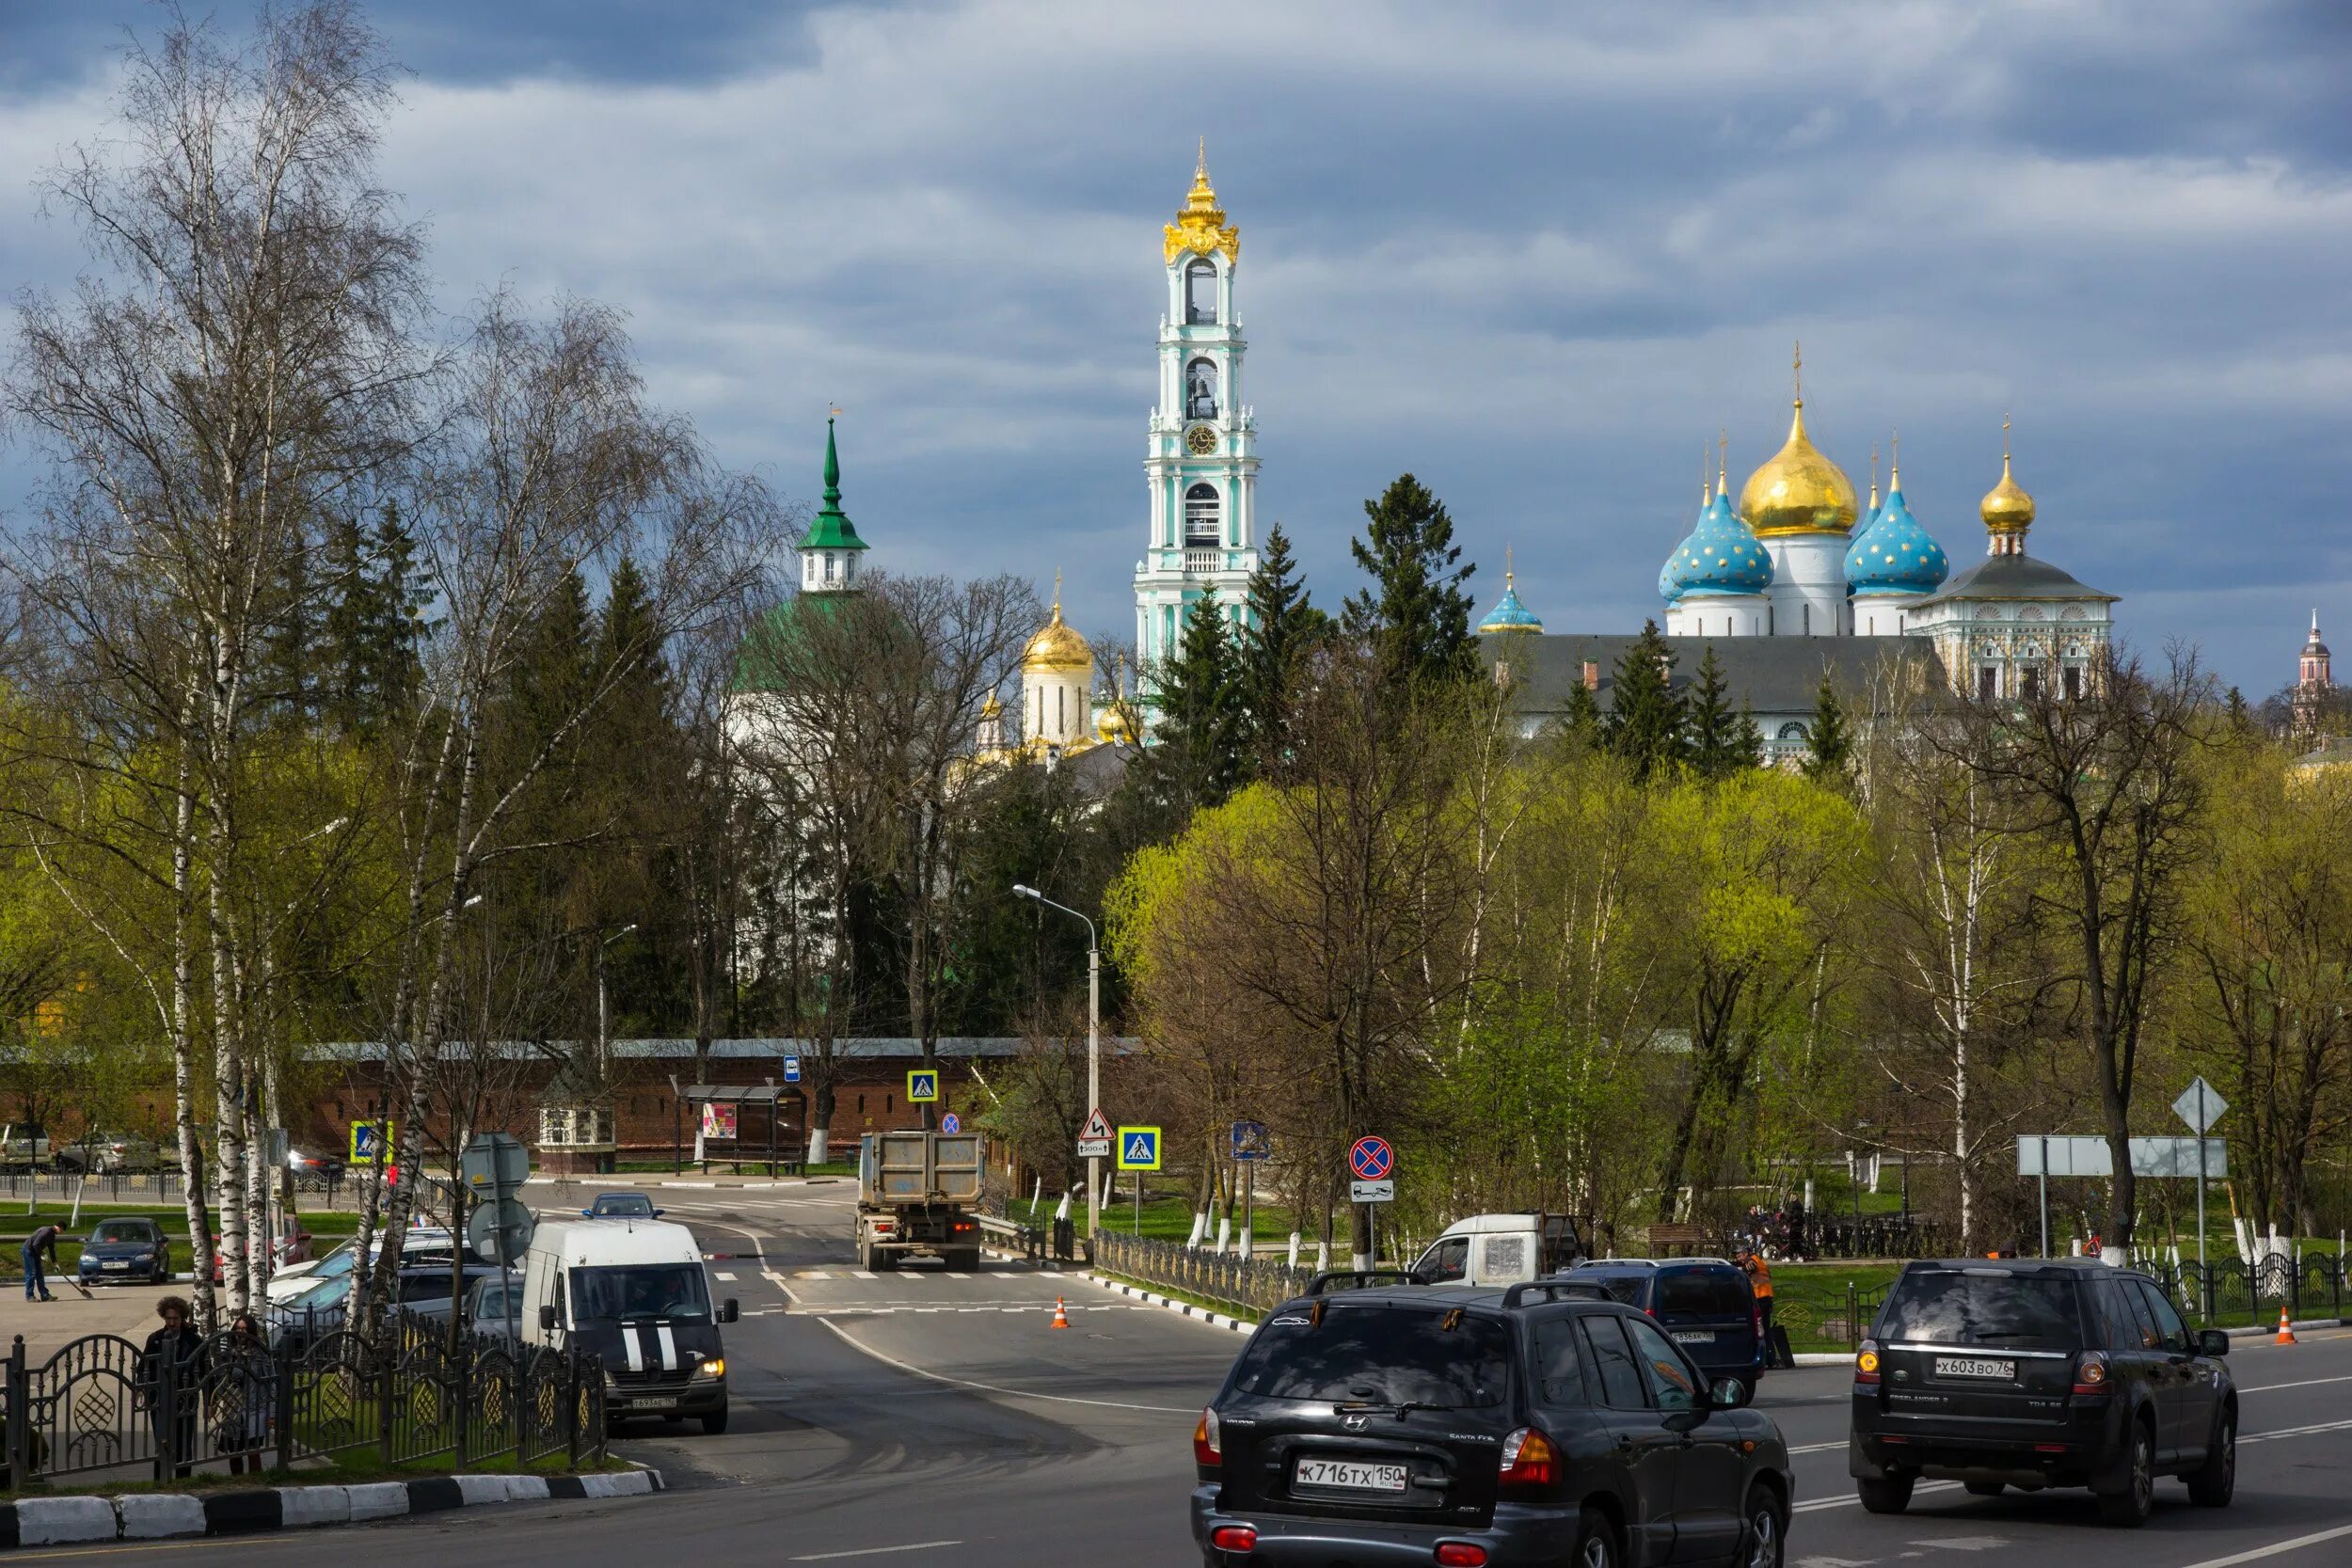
(797, 417, 868, 553)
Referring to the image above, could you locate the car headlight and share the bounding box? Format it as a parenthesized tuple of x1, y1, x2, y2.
(693, 1357, 725, 1380)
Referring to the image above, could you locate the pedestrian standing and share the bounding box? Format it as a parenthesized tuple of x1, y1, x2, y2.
(21, 1222, 59, 1302)
(212, 1313, 273, 1475)
(139, 1296, 204, 1477)
(1737, 1242, 1775, 1334)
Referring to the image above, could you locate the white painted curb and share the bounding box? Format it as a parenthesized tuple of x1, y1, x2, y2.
(278, 1485, 353, 1528)
(114, 1495, 206, 1541)
(1081, 1272, 1256, 1333)
(345, 1481, 412, 1520)
(13, 1497, 114, 1546)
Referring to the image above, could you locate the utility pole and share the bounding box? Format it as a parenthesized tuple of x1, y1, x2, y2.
(1014, 885, 1100, 1239)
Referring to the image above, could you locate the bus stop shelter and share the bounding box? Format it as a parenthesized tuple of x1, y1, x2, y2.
(669, 1081, 803, 1176)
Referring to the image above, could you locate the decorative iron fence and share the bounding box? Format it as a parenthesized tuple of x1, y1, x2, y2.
(0, 1313, 604, 1491)
(1094, 1232, 1311, 1318)
(2143, 1253, 2350, 1328)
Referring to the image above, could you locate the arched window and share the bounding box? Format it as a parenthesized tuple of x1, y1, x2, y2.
(1185, 358, 1218, 420)
(1185, 261, 1217, 325)
(1778, 722, 1807, 741)
(1184, 483, 1220, 544)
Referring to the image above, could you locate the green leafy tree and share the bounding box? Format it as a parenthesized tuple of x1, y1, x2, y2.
(1802, 675, 1854, 790)
(1343, 474, 1478, 689)
(1686, 647, 1759, 780)
(1602, 621, 1685, 781)
(1236, 522, 1325, 774)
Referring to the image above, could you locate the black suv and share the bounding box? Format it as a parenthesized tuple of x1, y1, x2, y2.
(1191, 1273, 1792, 1567)
(1567, 1259, 1768, 1399)
(1851, 1259, 2235, 1528)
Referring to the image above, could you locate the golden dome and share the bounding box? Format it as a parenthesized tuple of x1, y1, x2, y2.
(1022, 579, 1092, 673)
(1979, 421, 2035, 534)
(1739, 399, 1858, 538)
(1164, 138, 1240, 266)
(980, 691, 1003, 719)
(1094, 705, 1136, 745)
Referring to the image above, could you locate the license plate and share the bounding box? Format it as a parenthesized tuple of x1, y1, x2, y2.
(1674, 1330, 1713, 1344)
(1295, 1458, 1408, 1495)
(102, 1261, 130, 1272)
(616, 1398, 675, 1411)
(1934, 1355, 2016, 1380)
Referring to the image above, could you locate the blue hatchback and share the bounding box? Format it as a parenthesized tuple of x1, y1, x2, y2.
(1566, 1259, 1767, 1393)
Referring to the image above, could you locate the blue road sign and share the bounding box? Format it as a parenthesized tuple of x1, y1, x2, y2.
(941, 1112, 961, 1134)
(907, 1070, 939, 1102)
(1117, 1126, 1162, 1171)
(1231, 1120, 1271, 1162)
(1349, 1135, 1394, 1181)
(782, 1054, 802, 1084)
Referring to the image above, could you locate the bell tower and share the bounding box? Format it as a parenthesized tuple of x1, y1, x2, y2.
(1133, 144, 1261, 694)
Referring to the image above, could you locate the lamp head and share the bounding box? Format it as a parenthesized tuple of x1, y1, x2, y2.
(1012, 884, 1040, 900)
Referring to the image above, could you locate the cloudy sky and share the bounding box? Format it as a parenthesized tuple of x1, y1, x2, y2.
(4, 1, 2348, 694)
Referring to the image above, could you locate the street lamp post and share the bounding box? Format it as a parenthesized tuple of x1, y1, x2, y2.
(1013, 884, 1099, 1240)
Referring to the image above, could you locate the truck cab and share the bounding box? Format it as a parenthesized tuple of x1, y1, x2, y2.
(1408, 1212, 1583, 1287)
(523, 1218, 739, 1434)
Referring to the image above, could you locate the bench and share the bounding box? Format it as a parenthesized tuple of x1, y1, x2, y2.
(1644, 1223, 1707, 1257)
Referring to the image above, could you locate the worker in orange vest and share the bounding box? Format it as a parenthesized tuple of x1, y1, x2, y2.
(1737, 1242, 1774, 1335)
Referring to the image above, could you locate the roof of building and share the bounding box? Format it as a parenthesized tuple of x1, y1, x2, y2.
(1662, 487, 1772, 601)
(2293, 736, 2352, 770)
(1479, 567, 1546, 632)
(797, 419, 868, 553)
(1913, 551, 2116, 607)
(1493, 631, 1947, 716)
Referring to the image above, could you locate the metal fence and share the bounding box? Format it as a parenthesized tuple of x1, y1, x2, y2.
(0, 1313, 604, 1490)
(1093, 1232, 1312, 1318)
(2143, 1252, 2351, 1328)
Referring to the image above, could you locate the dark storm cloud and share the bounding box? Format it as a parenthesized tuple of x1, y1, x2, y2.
(3, 0, 2348, 692)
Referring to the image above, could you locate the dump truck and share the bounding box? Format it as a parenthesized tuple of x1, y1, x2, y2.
(855, 1131, 984, 1272)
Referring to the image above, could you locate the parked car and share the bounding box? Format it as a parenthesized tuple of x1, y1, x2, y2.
(76, 1216, 171, 1286)
(1851, 1258, 2236, 1527)
(407, 1270, 526, 1339)
(54, 1132, 167, 1175)
(212, 1221, 315, 1285)
(1191, 1273, 1792, 1567)
(0, 1125, 52, 1173)
(285, 1148, 346, 1189)
(1566, 1258, 1770, 1398)
(270, 1260, 507, 1354)
(583, 1190, 661, 1218)
(263, 1227, 454, 1304)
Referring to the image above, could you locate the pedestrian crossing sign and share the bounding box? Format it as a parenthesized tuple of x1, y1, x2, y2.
(906, 1070, 939, 1103)
(1116, 1126, 1161, 1171)
(349, 1119, 393, 1163)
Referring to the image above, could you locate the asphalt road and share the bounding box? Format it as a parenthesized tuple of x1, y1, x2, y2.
(34, 1182, 2352, 1567)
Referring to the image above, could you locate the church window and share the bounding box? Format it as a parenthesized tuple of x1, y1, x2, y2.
(2063, 665, 2082, 701)
(1185, 358, 1218, 420)
(2021, 666, 2042, 700)
(1184, 483, 1220, 544)
(1185, 261, 1217, 325)
(1057, 686, 1066, 733)
(1778, 722, 1807, 741)
(824, 552, 836, 582)
(1979, 666, 1999, 702)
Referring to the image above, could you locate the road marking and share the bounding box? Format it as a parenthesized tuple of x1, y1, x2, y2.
(802, 1270, 834, 1279)
(2238, 1373, 2352, 1394)
(2173, 1523, 2352, 1568)
(815, 1318, 1199, 1413)
(1789, 1438, 1845, 1454)
(715, 1272, 738, 1281)
(853, 1271, 877, 1280)
(1793, 1481, 1962, 1513)
(788, 1544, 962, 1562)
(948, 1272, 972, 1279)
(2241, 1416, 2352, 1444)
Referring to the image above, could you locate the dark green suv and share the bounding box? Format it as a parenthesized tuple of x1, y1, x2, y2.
(1851, 1259, 2235, 1528)
(1192, 1274, 1793, 1566)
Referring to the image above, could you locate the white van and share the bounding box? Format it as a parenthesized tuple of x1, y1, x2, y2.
(1409, 1212, 1584, 1287)
(523, 1217, 740, 1433)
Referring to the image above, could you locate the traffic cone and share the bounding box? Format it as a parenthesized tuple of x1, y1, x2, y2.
(1050, 1296, 1071, 1330)
(2276, 1306, 2296, 1345)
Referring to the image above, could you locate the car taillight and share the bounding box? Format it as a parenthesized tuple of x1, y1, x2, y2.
(1435, 1545, 1489, 1567)
(1855, 1338, 1881, 1385)
(2073, 1352, 2110, 1396)
(1193, 1406, 1221, 1466)
(1208, 1524, 1255, 1552)
(953, 1220, 975, 1233)
(1497, 1425, 1559, 1492)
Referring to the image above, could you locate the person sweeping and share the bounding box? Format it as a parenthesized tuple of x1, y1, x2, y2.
(21, 1222, 59, 1302)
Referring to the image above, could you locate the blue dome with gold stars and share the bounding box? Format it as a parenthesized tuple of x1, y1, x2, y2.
(1844, 477, 1948, 595)
(1478, 572, 1543, 634)
(1661, 487, 1772, 602)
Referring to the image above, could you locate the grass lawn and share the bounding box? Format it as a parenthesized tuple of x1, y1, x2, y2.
(1759, 1261, 1902, 1354)
(1, 1202, 364, 1281)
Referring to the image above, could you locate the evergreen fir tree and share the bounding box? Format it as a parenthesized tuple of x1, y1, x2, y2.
(1145, 590, 1244, 818)
(1801, 674, 1855, 790)
(1602, 621, 1686, 782)
(1735, 698, 1765, 772)
(1342, 473, 1478, 689)
(1235, 521, 1325, 774)
(1560, 657, 1603, 747)
(1685, 646, 1754, 781)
